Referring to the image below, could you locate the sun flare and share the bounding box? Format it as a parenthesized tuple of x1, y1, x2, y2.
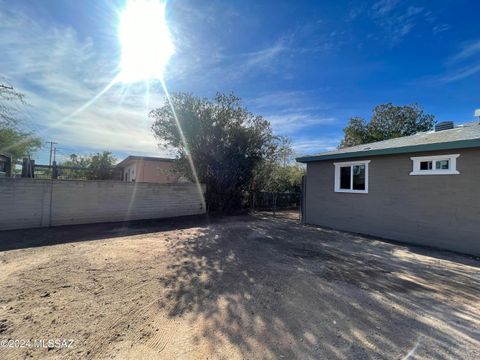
(118, 0, 174, 82)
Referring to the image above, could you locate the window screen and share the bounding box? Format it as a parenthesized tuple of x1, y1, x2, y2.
(352, 164, 366, 190)
(436, 160, 449, 170)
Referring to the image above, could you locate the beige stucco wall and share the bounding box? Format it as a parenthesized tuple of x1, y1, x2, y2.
(304, 148, 480, 256)
(135, 159, 179, 183)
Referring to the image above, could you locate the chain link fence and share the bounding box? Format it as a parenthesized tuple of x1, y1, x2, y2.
(250, 191, 301, 213)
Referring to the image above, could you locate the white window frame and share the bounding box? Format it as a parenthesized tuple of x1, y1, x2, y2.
(410, 154, 460, 176)
(334, 160, 370, 194)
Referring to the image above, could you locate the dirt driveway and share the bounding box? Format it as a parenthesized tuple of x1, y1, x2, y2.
(0, 213, 479, 359)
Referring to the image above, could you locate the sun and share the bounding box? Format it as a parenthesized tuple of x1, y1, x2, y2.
(118, 0, 174, 82)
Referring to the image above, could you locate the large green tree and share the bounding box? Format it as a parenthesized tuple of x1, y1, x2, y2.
(60, 151, 116, 180)
(252, 136, 304, 193)
(0, 83, 42, 162)
(150, 92, 277, 212)
(340, 103, 435, 148)
(87, 151, 117, 180)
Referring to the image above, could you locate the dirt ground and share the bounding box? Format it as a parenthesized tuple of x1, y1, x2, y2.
(0, 212, 479, 359)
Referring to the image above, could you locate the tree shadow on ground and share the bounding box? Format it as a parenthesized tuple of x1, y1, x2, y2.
(156, 214, 480, 359)
(0, 215, 209, 252)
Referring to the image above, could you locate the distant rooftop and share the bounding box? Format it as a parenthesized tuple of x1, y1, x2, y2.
(116, 155, 175, 168)
(297, 122, 480, 163)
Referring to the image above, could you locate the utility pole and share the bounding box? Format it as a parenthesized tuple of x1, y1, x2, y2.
(51, 147, 59, 179)
(47, 141, 58, 166)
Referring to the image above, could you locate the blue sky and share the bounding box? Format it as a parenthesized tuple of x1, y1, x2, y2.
(1, 0, 479, 163)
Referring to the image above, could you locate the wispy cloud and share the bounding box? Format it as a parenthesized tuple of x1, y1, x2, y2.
(438, 64, 480, 83)
(241, 38, 289, 70)
(168, 33, 295, 87)
(346, 6, 364, 22)
(214, 35, 297, 81)
(448, 40, 480, 64)
(432, 24, 451, 35)
(352, 2, 448, 43)
(250, 89, 342, 153)
(369, 1, 424, 42)
(292, 137, 341, 155)
(267, 113, 335, 135)
(435, 39, 480, 83)
(371, 0, 400, 17)
(248, 90, 332, 111)
(247, 90, 337, 135)
(0, 2, 169, 159)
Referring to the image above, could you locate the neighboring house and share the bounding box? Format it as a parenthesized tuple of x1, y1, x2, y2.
(115, 156, 181, 183)
(0, 153, 12, 177)
(297, 121, 480, 256)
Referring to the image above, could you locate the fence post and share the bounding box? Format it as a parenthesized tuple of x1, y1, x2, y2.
(21, 158, 35, 178)
(301, 175, 306, 223)
(273, 192, 277, 217)
(5, 156, 11, 177)
(52, 161, 58, 179)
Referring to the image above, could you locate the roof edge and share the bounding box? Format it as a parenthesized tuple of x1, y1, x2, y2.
(116, 155, 176, 168)
(296, 138, 480, 163)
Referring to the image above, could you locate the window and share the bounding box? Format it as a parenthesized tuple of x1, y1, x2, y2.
(334, 160, 370, 193)
(436, 160, 449, 170)
(420, 161, 432, 170)
(410, 154, 460, 175)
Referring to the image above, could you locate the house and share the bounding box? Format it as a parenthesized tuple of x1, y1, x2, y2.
(296, 121, 480, 256)
(0, 153, 12, 177)
(115, 156, 181, 183)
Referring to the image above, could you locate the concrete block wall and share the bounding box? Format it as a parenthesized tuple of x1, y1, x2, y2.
(0, 178, 205, 231)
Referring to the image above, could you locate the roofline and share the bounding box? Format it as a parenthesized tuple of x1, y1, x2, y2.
(116, 156, 176, 168)
(296, 138, 480, 163)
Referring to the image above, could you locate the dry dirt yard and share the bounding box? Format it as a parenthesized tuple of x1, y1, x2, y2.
(0, 213, 479, 360)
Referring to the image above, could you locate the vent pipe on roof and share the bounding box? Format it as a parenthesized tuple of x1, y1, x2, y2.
(435, 121, 454, 132)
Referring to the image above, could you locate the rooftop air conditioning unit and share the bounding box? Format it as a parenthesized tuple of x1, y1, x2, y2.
(435, 121, 454, 132)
